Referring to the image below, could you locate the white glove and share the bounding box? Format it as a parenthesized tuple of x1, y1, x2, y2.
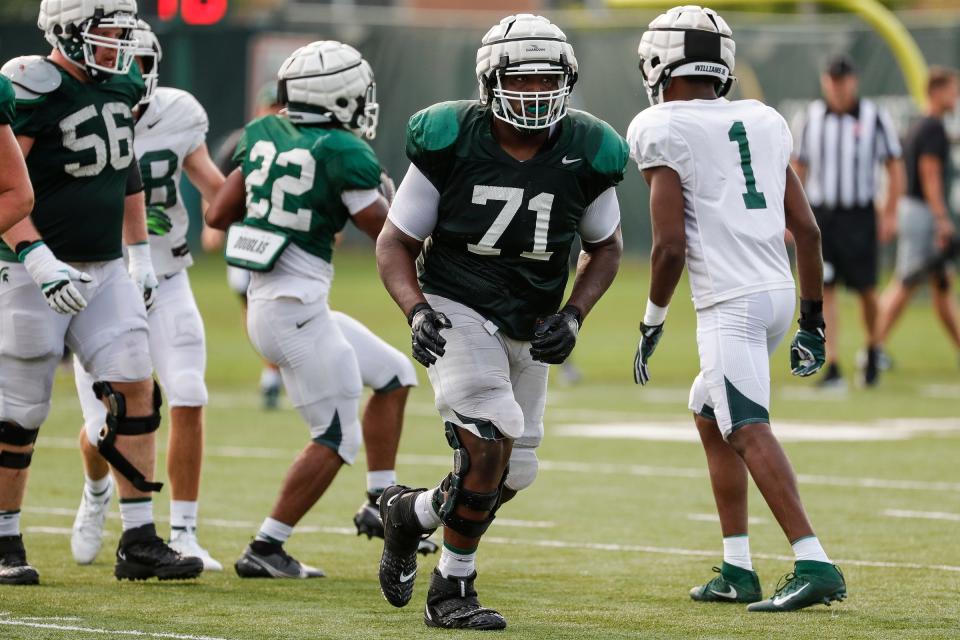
(127, 242, 158, 310)
(22, 242, 92, 315)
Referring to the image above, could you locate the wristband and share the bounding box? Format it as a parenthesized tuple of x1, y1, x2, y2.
(798, 298, 825, 331)
(643, 299, 668, 326)
(406, 302, 431, 326)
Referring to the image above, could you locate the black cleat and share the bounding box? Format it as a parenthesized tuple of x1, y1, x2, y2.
(114, 523, 204, 581)
(356, 491, 439, 555)
(0, 535, 39, 585)
(234, 540, 325, 578)
(423, 569, 506, 630)
(379, 485, 434, 607)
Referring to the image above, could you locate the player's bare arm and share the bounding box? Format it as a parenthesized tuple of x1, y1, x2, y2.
(351, 196, 389, 243)
(204, 167, 246, 230)
(566, 227, 623, 319)
(183, 142, 226, 203)
(376, 221, 428, 318)
(0, 127, 32, 234)
(918, 154, 955, 247)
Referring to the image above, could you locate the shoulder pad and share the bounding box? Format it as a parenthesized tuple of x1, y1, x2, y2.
(0, 56, 61, 101)
(569, 110, 629, 179)
(407, 101, 470, 153)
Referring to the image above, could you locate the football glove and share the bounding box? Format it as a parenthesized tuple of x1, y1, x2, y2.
(378, 170, 396, 205)
(530, 305, 581, 365)
(21, 242, 92, 315)
(790, 299, 826, 377)
(127, 242, 159, 310)
(633, 322, 664, 385)
(146, 205, 173, 236)
(408, 302, 452, 367)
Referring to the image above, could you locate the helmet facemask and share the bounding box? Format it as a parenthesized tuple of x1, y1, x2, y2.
(55, 11, 139, 81)
(132, 26, 161, 103)
(489, 61, 573, 130)
(350, 80, 379, 140)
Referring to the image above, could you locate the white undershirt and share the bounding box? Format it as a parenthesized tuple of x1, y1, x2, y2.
(341, 188, 380, 215)
(387, 164, 621, 243)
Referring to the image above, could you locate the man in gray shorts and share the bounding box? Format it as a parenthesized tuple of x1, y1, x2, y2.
(877, 67, 960, 362)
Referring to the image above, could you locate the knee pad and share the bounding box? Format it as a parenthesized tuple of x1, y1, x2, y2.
(0, 421, 38, 469)
(504, 446, 538, 492)
(166, 371, 208, 408)
(433, 422, 508, 538)
(93, 380, 163, 492)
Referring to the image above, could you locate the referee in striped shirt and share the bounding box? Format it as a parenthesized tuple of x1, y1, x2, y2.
(793, 55, 904, 388)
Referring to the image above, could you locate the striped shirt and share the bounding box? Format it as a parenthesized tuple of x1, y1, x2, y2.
(794, 98, 901, 209)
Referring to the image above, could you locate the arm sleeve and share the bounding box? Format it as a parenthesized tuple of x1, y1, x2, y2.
(578, 187, 621, 243)
(340, 189, 380, 215)
(875, 108, 902, 161)
(386, 163, 440, 242)
(626, 110, 692, 183)
(791, 108, 808, 163)
(126, 160, 144, 195)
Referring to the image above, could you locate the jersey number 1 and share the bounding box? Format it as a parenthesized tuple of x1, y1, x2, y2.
(727, 121, 767, 210)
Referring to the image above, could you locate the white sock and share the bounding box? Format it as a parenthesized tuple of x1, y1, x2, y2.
(367, 470, 397, 495)
(0, 510, 20, 537)
(437, 543, 476, 578)
(723, 534, 753, 571)
(118, 499, 153, 532)
(170, 500, 199, 532)
(84, 473, 111, 498)
(255, 517, 293, 544)
(414, 488, 442, 529)
(792, 535, 830, 563)
(260, 367, 281, 389)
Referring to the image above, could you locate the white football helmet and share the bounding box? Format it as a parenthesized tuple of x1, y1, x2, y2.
(476, 14, 578, 130)
(39, 0, 139, 80)
(131, 20, 161, 103)
(638, 5, 736, 106)
(277, 41, 378, 140)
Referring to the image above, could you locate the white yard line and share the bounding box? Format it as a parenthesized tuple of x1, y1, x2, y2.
(686, 513, 767, 525)
(0, 619, 230, 640)
(882, 509, 960, 522)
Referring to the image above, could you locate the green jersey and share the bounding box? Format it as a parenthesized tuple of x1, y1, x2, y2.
(234, 114, 381, 264)
(0, 59, 144, 262)
(0, 75, 14, 126)
(407, 101, 629, 340)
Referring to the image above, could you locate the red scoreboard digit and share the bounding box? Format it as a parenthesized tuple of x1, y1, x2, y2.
(158, 0, 229, 25)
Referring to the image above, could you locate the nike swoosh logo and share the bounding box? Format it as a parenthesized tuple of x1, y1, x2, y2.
(561, 156, 581, 165)
(772, 583, 809, 607)
(386, 493, 401, 508)
(146, 120, 161, 129)
(710, 585, 737, 599)
(295, 318, 314, 329)
(399, 570, 416, 582)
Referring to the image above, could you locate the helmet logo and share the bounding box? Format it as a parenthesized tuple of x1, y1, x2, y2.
(525, 44, 546, 53)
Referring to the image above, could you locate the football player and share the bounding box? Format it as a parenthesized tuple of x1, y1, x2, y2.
(70, 21, 226, 571)
(0, 74, 33, 235)
(375, 14, 626, 629)
(0, 0, 202, 584)
(627, 5, 845, 613)
(206, 41, 416, 577)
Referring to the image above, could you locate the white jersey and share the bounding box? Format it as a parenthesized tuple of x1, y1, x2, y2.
(627, 98, 795, 309)
(135, 87, 209, 277)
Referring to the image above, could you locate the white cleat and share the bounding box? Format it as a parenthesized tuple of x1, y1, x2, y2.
(168, 528, 223, 571)
(71, 476, 114, 565)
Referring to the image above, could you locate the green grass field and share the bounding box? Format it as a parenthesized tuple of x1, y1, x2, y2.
(2, 252, 959, 639)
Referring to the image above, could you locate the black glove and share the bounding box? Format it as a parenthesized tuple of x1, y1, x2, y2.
(529, 305, 581, 364)
(408, 302, 452, 367)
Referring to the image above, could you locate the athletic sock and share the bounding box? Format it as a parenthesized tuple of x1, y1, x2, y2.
(722, 534, 753, 571)
(170, 500, 199, 533)
(84, 473, 111, 499)
(118, 498, 153, 532)
(0, 510, 21, 537)
(260, 367, 281, 390)
(437, 542, 476, 578)
(366, 470, 397, 496)
(791, 535, 831, 563)
(255, 517, 293, 545)
(414, 487, 442, 529)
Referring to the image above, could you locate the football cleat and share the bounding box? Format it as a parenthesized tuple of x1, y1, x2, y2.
(355, 492, 439, 555)
(423, 569, 506, 630)
(71, 476, 114, 565)
(234, 541, 324, 579)
(0, 535, 39, 585)
(379, 485, 435, 607)
(747, 561, 846, 612)
(816, 363, 846, 391)
(114, 523, 204, 581)
(689, 562, 762, 603)
(168, 528, 223, 572)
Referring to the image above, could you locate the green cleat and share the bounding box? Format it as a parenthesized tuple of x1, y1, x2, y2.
(689, 562, 762, 603)
(747, 561, 846, 612)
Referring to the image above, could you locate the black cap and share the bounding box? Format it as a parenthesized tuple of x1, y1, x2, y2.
(825, 54, 856, 78)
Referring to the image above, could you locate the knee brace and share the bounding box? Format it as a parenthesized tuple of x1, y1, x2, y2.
(0, 421, 38, 469)
(433, 422, 508, 539)
(93, 380, 163, 492)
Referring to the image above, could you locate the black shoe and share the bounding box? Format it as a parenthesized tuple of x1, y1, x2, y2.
(862, 347, 880, 387)
(0, 535, 39, 585)
(356, 491, 439, 555)
(816, 363, 845, 390)
(424, 569, 506, 630)
(379, 485, 434, 607)
(234, 540, 324, 578)
(115, 523, 204, 581)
